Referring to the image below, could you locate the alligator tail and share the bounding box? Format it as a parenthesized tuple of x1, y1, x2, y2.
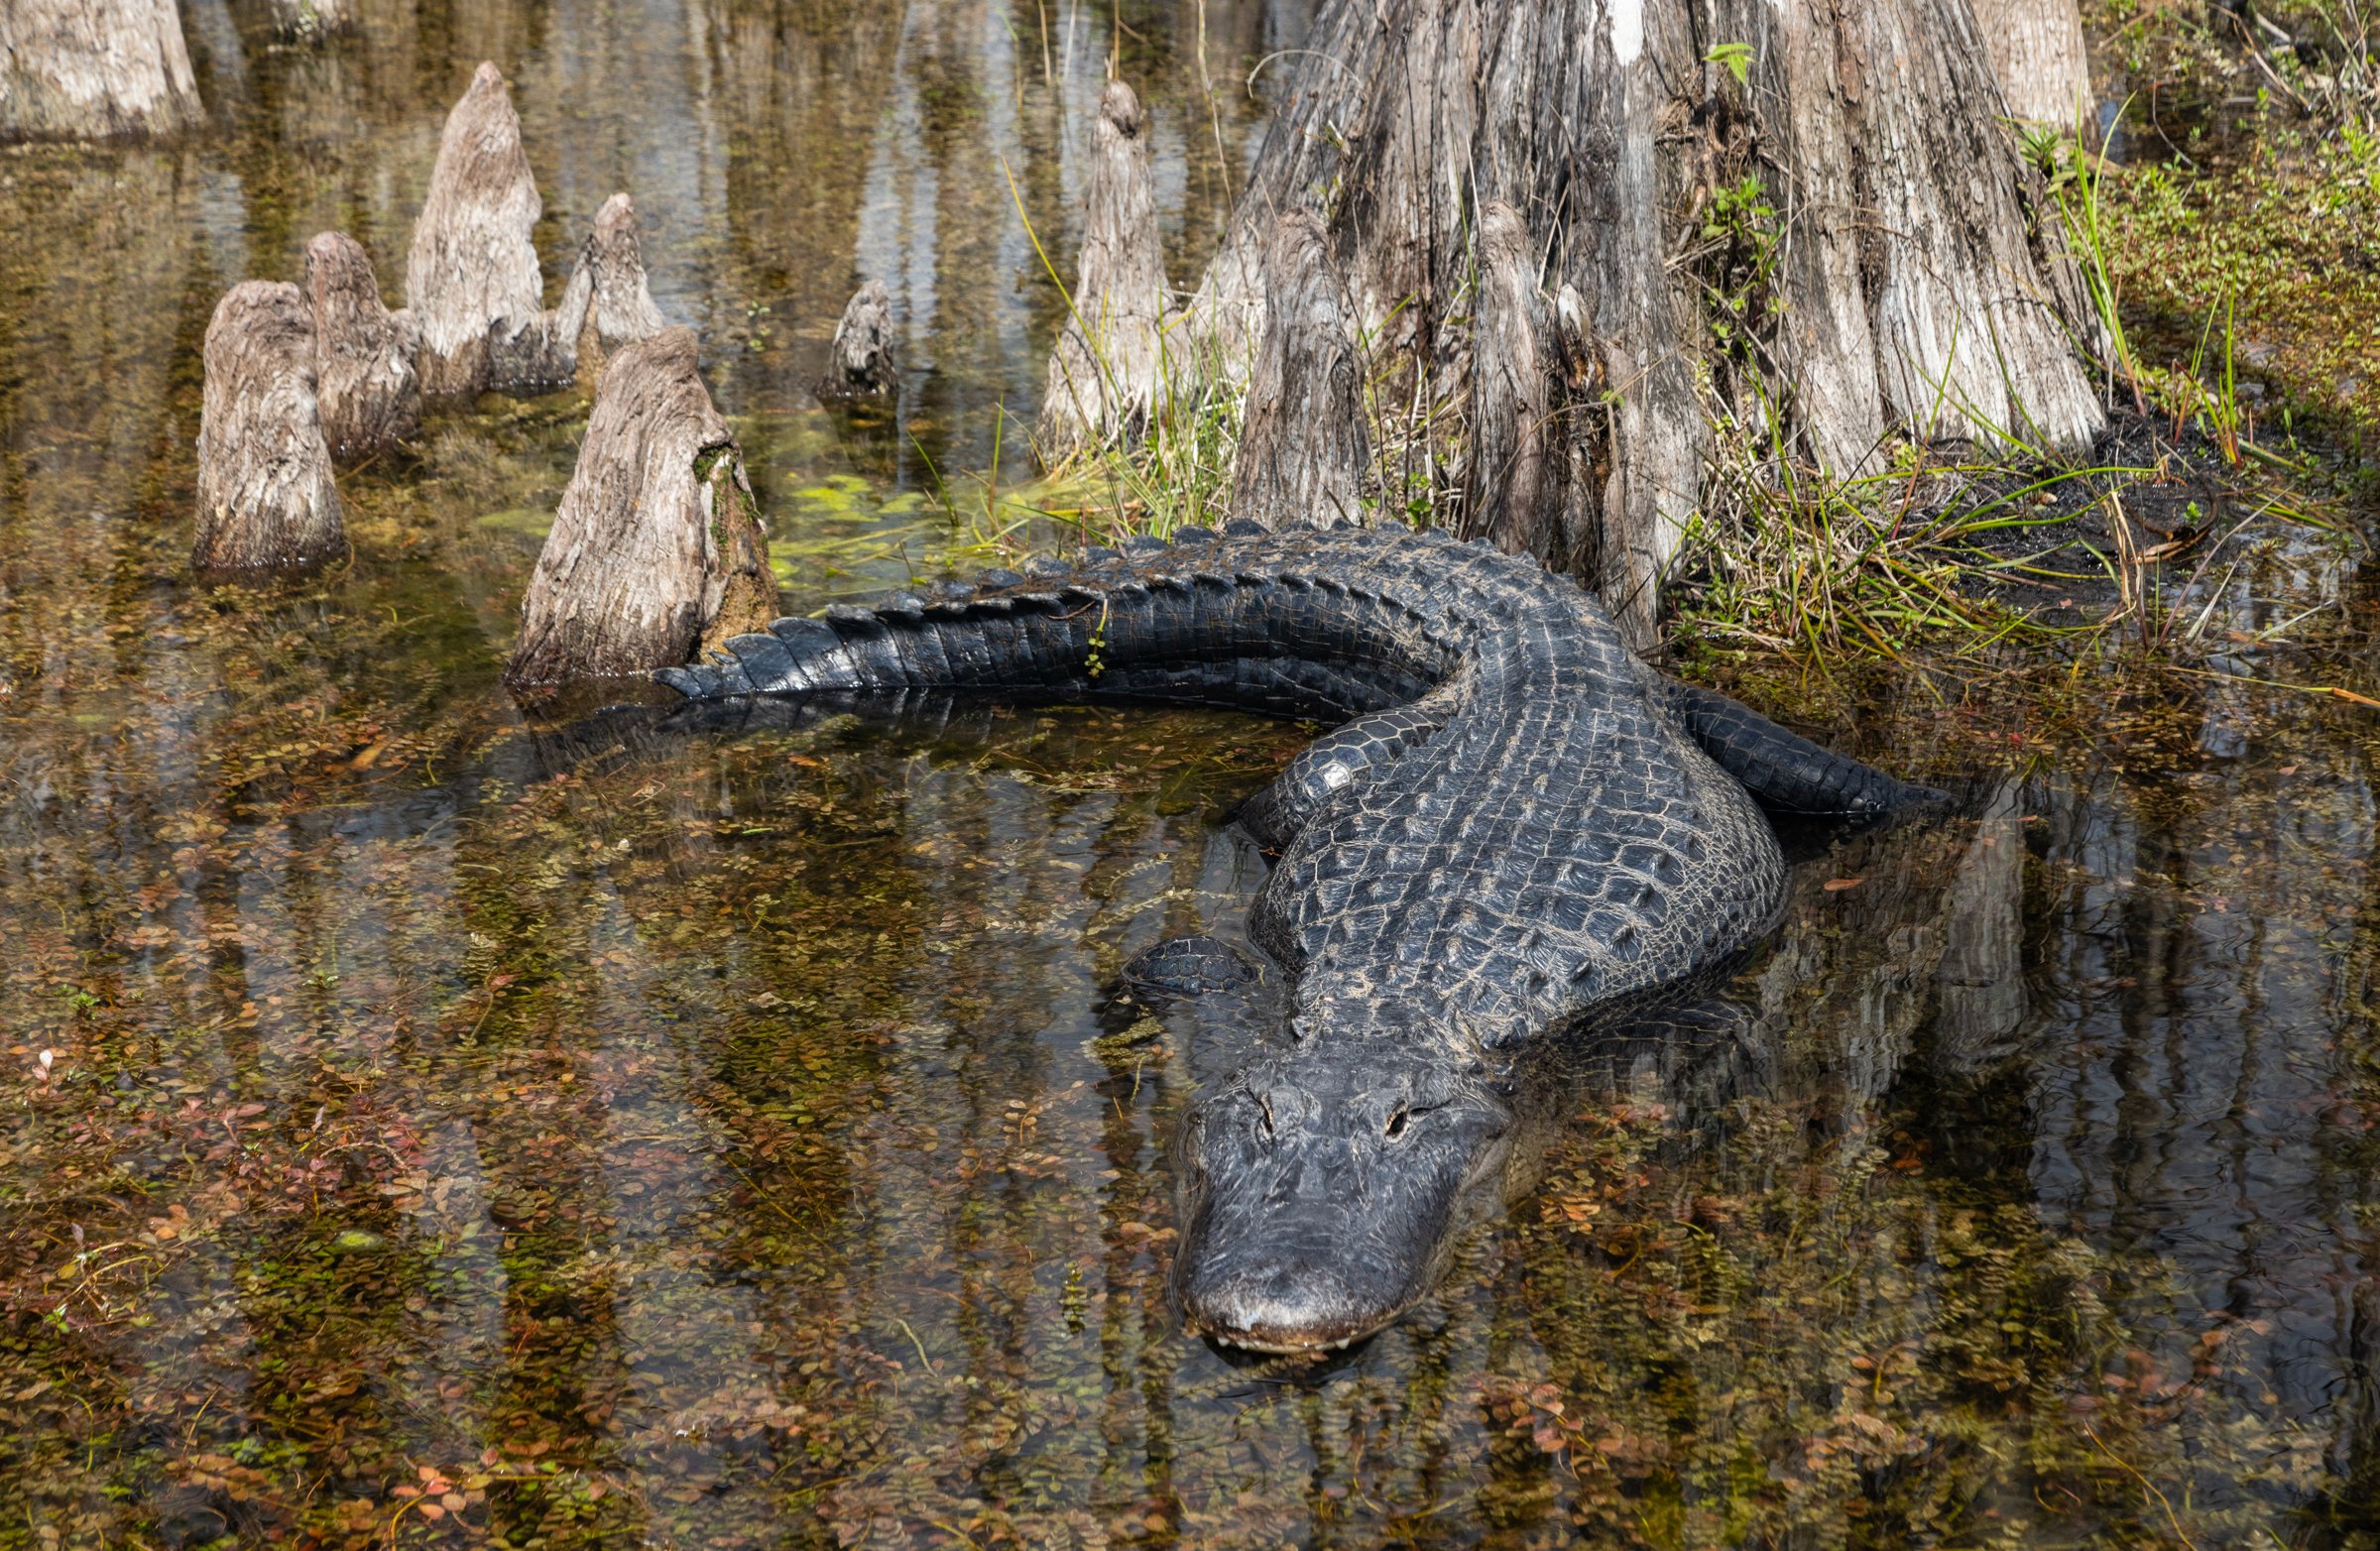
(656, 520, 1438, 718)
(1664, 683, 1948, 822)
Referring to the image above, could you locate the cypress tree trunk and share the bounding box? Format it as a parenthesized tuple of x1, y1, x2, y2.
(1192, 0, 2107, 643)
(1232, 211, 1368, 529)
(0, 0, 202, 142)
(1973, 0, 2093, 124)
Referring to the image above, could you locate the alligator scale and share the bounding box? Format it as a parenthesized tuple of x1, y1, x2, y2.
(661, 521, 1942, 1353)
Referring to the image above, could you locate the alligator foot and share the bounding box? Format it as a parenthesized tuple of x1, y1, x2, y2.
(1121, 936, 1262, 1001)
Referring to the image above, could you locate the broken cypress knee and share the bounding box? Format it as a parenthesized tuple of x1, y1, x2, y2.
(193, 282, 344, 570)
(507, 328, 780, 686)
(304, 231, 420, 460)
(1232, 210, 1368, 528)
(821, 280, 898, 399)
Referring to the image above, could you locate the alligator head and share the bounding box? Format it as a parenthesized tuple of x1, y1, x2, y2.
(1173, 1034, 1513, 1355)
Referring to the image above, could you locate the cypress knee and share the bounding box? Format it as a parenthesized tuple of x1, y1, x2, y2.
(1232, 211, 1368, 528)
(1037, 79, 1169, 460)
(406, 62, 570, 398)
(193, 282, 344, 570)
(304, 232, 420, 460)
(821, 280, 898, 399)
(554, 191, 667, 385)
(0, 0, 202, 142)
(507, 328, 780, 686)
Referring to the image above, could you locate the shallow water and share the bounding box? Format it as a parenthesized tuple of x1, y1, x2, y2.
(9, 3, 2380, 1548)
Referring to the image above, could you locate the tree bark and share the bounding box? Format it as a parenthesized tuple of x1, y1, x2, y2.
(508, 328, 780, 686)
(266, 0, 349, 41)
(0, 0, 201, 142)
(1037, 78, 1169, 460)
(193, 281, 343, 570)
(821, 279, 898, 399)
(1195, 0, 2107, 642)
(406, 62, 572, 398)
(554, 190, 666, 386)
(1232, 210, 1368, 528)
(1972, 0, 2092, 125)
(1463, 201, 1557, 559)
(303, 231, 420, 461)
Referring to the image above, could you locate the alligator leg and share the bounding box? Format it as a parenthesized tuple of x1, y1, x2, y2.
(1238, 692, 1455, 849)
(1664, 683, 1947, 822)
(1122, 935, 1263, 999)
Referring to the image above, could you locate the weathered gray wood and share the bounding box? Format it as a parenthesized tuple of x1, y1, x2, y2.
(821, 279, 898, 399)
(193, 281, 343, 570)
(0, 0, 202, 142)
(1232, 211, 1368, 529)
(508, 328, 780, 686)
(406, 62, 572, 398)
(1037, 78, 1169, 460)
(1973, 0, 2091, 124)
(554, 190, 666, 385)
(303, 231, 419, 461)
(1178, 1, 1389, 375)
(1462, 202, 1556, 560)
(266, 0, 349, 41)
(1198, 0, 2107, 641)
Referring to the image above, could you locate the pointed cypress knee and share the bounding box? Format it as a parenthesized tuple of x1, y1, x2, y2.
(1232, 210, 1368, 529)
(507, 328, 780, 686)
(554, 191, 666, 385)
(1037, 79, 1169, 459)
(193, 282, 344, 570)
(304, 231, 420, 460)
(406, 62, 572, 397)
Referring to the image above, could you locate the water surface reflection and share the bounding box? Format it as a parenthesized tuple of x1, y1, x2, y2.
(5, 0, 2380, 1546)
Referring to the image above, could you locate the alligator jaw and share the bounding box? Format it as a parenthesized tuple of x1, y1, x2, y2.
(1184, 1316, 1400, 1358)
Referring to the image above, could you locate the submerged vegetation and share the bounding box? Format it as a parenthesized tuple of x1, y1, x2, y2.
(7, 1, 2380, 1547)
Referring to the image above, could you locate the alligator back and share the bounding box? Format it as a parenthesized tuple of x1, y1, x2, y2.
(660, 523, 1790, 1056)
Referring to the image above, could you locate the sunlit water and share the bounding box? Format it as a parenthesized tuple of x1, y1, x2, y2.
(6, 3, 2380, 1547)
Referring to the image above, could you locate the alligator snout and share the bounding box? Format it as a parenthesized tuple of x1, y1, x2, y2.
(1173, 1041, 1513, 1356)
(1180, 1255, 1398, 1355)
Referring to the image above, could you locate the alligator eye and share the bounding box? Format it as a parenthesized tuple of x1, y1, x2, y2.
(1384, 1105, 1409, 1140)
(1256, 1096, 1275, 1137)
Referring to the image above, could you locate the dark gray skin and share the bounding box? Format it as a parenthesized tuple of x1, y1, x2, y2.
(658, 521, 1944, 1354)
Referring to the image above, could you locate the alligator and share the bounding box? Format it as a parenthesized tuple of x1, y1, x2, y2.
(658, 520, 1944, 1354)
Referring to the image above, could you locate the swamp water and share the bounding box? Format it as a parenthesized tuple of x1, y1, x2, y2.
(8, 2, 2380, 1547)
